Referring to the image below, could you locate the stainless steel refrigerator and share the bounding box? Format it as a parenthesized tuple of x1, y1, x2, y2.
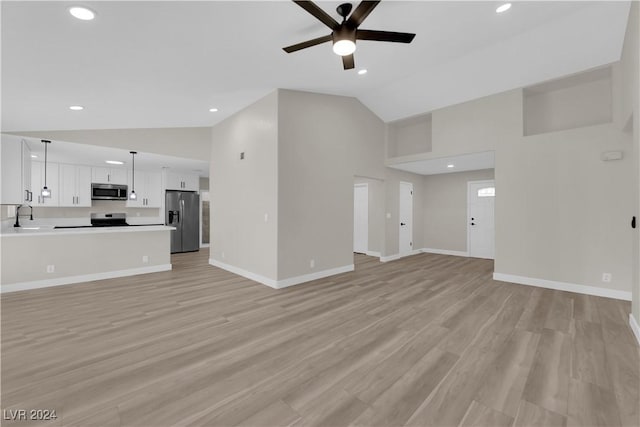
(165, 191, 200, 253)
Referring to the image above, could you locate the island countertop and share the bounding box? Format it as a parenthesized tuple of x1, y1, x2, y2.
(0, 225, 175, 237)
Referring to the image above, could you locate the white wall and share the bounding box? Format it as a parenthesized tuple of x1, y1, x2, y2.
(277, 90, 386, 279)
(389, 72, 632, 297)
(496, 122, 632, 294)
(423, 169, 495, 253)
(12, 127, 211, 161)
(619, 2, 639, 322)
(1, 230, 170, 286)
(210, 91, 279, 280)
(383, 169, 425, 257)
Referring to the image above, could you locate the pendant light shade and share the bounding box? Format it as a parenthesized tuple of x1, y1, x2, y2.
(129, 151, 137, 200)
(41, 140, 51, 198)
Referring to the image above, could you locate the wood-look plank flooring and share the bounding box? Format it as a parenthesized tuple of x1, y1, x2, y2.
(2, 252, 639, 427)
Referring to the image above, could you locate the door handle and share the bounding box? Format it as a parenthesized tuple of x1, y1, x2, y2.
(471, 223, 475, 226)
(400, 222, 406, 226)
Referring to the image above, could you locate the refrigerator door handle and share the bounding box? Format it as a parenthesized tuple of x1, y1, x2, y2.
(180, 199, 184, 225)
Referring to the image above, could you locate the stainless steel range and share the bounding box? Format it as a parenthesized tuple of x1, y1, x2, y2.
(90, 213, 128, 227)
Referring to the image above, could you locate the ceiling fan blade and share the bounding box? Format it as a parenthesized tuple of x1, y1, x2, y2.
(342, 54, 355, 70)
(346, 1, 381, 27)
(293, 1, 339, 30)
(283, 34, 332, 53)
(356, 29, 415, 43)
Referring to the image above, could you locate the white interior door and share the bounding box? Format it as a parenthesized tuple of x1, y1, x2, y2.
(468, 180, 495, 259)
(399, 182, 413, 255)
(353, 184, 369, 254)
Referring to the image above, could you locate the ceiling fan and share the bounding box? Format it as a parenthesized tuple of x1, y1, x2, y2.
(283, 0, 416, 70)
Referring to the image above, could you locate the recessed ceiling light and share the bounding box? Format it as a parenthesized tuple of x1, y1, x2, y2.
(69, 105, 84, 111)
(31, 154, 38, 158)
(105, 160, 124, 165)
(447, 164, 455, 168)
(209, 108, 219, 112)
(69, 7, 95, 21)
(358, 69, 368, 75)
(496, 3, 511, 13)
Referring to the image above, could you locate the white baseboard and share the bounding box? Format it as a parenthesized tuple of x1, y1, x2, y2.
(276, 264, 354, 288)
(380, 254, 401, 262)
(1, 264, 172, 293)
(209, 259, 354, 289)
(380, 249, 422, 263)
(493, 272, 632, 301)
(209, 259, 278, 288)
(630, 314, 640, 347)
(364, 251, 381, 258)
(422, 248, 469, 257)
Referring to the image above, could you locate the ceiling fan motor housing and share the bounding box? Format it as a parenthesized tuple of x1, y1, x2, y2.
(333, 24, 356, 44)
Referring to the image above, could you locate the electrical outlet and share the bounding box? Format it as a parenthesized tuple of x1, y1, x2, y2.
(46, 265, 55, 273)
(142, 255, 149, 264)
(221, 252, 225, 259)
(310, 259, 315, 269)
(602, 273, 612, 283)
(264, 213, 268, 222)
(386, 213, 391, 219)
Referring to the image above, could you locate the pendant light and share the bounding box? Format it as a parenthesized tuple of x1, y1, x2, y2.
(41, 140, 51, 198)
(129, 151, 137, 200)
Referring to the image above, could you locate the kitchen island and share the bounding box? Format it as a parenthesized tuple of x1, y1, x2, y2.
(1, 225, 174, 292)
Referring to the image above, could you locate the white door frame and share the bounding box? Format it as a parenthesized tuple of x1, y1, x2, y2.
(467, 179, 495, 259)
(353, 183, 369, 254)
(199, 190, 210, 248)
(399, 181, 414, 256)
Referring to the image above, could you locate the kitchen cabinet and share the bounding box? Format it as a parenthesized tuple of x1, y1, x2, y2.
(165, 171, 199, 191)
(31, 161, 59, 206)
(92, 167, 127, 185)
(126, 170, 161, 208)
(1, 135, 32, 205)
(59, 164, 92, 207)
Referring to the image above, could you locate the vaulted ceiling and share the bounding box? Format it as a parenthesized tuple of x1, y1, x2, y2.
(1, 1, 631, 132)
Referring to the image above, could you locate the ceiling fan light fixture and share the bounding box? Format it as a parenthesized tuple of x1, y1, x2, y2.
(333, 39, 356, 56)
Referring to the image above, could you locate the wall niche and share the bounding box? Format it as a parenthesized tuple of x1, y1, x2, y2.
(523, 66, 613, 136)
(387, 113, 432, 158)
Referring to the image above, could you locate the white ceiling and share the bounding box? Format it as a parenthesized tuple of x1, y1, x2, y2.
(24, 137, 210, 177)
(389, 151, 495, 175)
(1, 1, 631, 132)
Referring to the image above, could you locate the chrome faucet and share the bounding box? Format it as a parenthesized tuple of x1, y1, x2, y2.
(14, 204, 33, 228)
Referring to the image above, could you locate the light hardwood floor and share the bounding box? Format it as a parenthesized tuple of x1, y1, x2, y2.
(2, 251, 639, 427)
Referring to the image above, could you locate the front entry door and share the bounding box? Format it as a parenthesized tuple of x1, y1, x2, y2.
(467, 180, 495, 259)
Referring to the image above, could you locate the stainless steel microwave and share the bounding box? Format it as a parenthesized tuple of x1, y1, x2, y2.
(91, 183, 128, 200)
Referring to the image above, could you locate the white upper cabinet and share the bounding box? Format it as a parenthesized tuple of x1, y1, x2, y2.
(91, 167, 127, 185)
(144, 172, 162, 207)
(59, 164, 92, 207)
(126, 170, 161, 208)
(165, 171, 199, 191)
(31, 161, 59, 207)
(1, 135, 32, 205)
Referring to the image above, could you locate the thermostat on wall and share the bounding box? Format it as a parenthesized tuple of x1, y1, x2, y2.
(601, 151, 623, 161)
